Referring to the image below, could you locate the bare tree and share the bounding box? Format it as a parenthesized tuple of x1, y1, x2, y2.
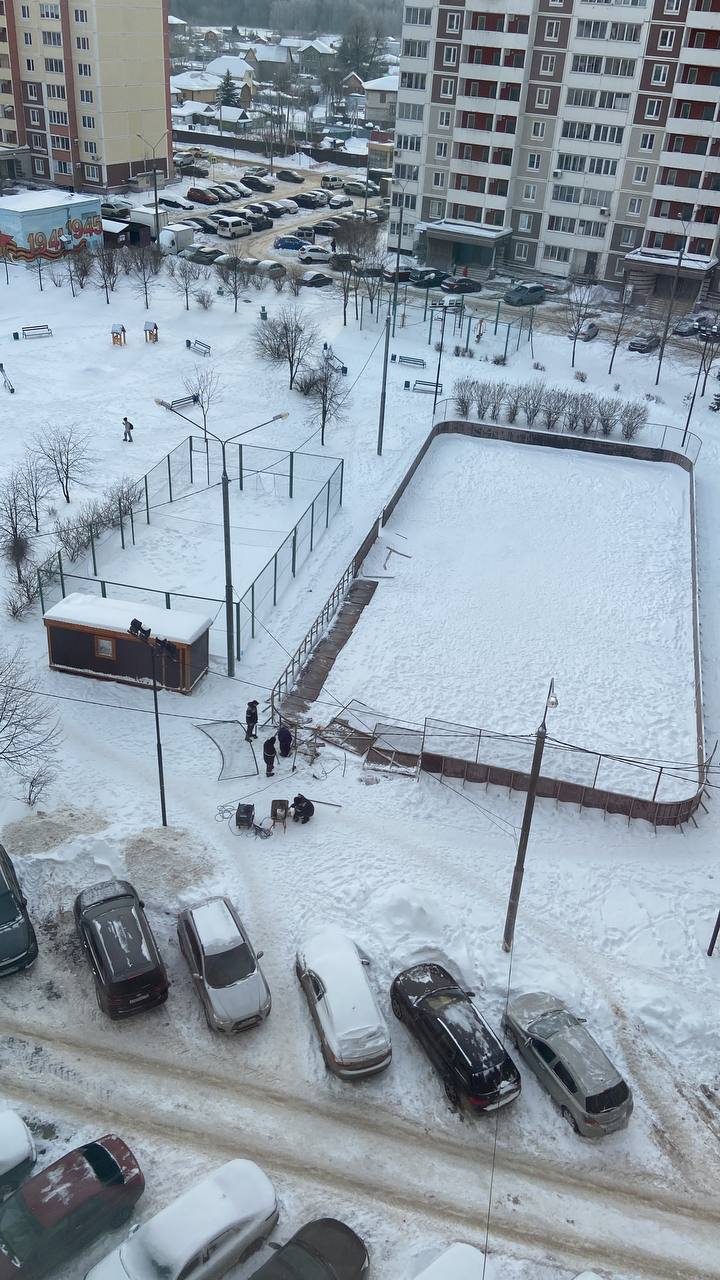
(541, 387, 567, 432)
(475, 380, 492, 420)
(579, 392, 597, 435)
(183, 365, 223, 439)
(286, 267, 303, 297)
(336, 256, 356, 326)
(608, 288, 634, 376)
(25, 256, 46, 292)
(505, 382, 522, 424)
(564, 283, 596, 369)
(215, 247, 246, 313)
(489, 380, 507, 422)
(597, 396, 622, 437)
(35, 425, 91, 504)
(563, 392, 582, 433)
(0, 474, 31, 583)
(129, 243, 163, 309)
(697, 317, 720, 395)
(91, 244, 121, 304)
(520, 381, 545, 427)
(620, 402, 649, 441)
(18, 454, 52, 533)
(308, 351, 349, 445)
(357, 248, 386, 315)
(0, 645, 61, 779)
(172, 258, 202, 311)
(254, 306, 319, 390)
(67, 246, 92, 293)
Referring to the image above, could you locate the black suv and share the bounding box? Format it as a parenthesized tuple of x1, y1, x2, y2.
(74, 880, 169, 1019)
(0, 844, 38, 976)
(249, 1219, 368, 1280)
(390, 963, 521, 1112)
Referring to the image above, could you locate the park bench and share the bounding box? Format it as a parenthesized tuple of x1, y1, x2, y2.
(170, 394, 200, 411)
(186, 338, 211, 357)
(392, 354, 426, 369)
(21, 324, 52, 339)
(0, 363, 14, 394)
(413, 380, 441, 394)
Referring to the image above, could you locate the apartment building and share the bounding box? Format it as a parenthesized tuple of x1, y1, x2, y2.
(393, 0, 720, 296)
(0, 0, 172, 192)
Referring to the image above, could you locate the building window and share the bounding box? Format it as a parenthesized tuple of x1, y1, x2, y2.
(531, 121, 545, 139)
(400, 71, 426, 90)
(628, 197, 642, 216)
(53, 159, 71, 174)
(29, 133, 45, 149)
(540, 54, 556, 75)
(50, 134, 70, 150)
(74, 7, 88, 18)
(84, 163, 100, 180)
(439, 78, 454, 97)
(76, 35, 89, 49)
(42, 30, 62, 45)
(620, 227, 639, 246)
(404, 6, 432, 24)
(572, 54, 603, 73)
(633, 164, 649, 183)
(21, 3, 30, 15)
(26, 82, 38, 98)
(651, 63, 669, 85)
(442, 45, 457, 67)
(77, 61, 92, 76)
(429, 198, 444, 218)
(49, 108, 67, 124)
(83, 139, 96, 154)
(658, 28, 675, 49)
(664, 0, 681, 11)
(518, 212, 532, 231)
(47, 83, 66, 98)
(545, 19, 560, 40)
(514, 241, 529, 261)
(29, 108, 40, 124)
(25, 57, 34, 70)
(438, 109, 451, 128)
(79, 88, 93, 103)
(94, 636, 115, 660)
(543, 244, 571, 262)
(44, 57, 64, 72)
(39, 2, 60, 16)
(33, 158, 45, 174)
(432, 170, 446, 188)
(577, 19, 606, 37)
(522, 183, 537, 200)
(548, 215, 576, 232)
(81, 113, 94, 128)
(536, 87, 551, 108)
(23, 32, 31, 44)
(639, 132, 655, 151)
(645, 98, 662, 119)
(446, 11, 461, 32)
(402, 38, 429, 57)
(527, 152, 541, 170)
(435, 140, 448, 158)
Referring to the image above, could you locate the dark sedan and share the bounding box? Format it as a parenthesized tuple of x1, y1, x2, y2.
(441, 276, 483, 294)
(0, 844, 37, 976)
(295, 192, 324, 209)
(277, 168, 305, 184)
(410, 269, 449, 289)
(312, 220, 341, 236)
(245, 212, 273, 232)
(301, 271, 333, 287)
(249, 1219, 368, 1280)
(391, 962, 521, 1112)
(243, 174, 275, 193)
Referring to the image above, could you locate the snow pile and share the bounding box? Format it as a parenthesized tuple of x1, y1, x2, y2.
(370, 882, 475, 987)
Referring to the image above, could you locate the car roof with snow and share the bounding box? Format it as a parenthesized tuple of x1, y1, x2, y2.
(300, 926, 384, 1034)
(119, 1160, 275, 1273)
(190, 898, 243, 955)
(411, 1242, 484, 1279)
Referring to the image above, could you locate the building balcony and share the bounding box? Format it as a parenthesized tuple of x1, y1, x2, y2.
(673, 81, 718, 100)
(652, 181, 704, 202)
(658, 147, 706, 167)
(666, 114, 716, 135)
(451, 158, 490, 177)
(679, 45, 720, 67)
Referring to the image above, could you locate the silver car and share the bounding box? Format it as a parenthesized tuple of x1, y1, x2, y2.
(177, 897, 271, 1033)
(504, 992, 632, 1137)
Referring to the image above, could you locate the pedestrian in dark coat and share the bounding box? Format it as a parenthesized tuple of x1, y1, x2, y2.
(330, 238, 337, 253)
(122, 416, 134, 442)
(277, 723, 293, 758)
(263, 735, 277, 777)
(292, 794, 314, 824)
(245, 700, 258, 741)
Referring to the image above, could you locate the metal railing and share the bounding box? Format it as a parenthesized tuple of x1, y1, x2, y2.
(269, 552, 359, 719)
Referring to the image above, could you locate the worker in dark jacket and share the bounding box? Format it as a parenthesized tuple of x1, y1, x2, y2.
(277, 723, 293, 758)
(263, 735, 277, 777)
(292, 794, 314, 824)
(245, 700, 258, 741)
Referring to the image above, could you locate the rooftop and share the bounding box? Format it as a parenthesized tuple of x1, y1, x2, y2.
(363, 74, 399, 92)
(170, 70, 222, 91)
(426, 219, 512, 243)
(624, 247, 718, 273)
(0, 190, 98, 213)
(43, 593, 213, 646)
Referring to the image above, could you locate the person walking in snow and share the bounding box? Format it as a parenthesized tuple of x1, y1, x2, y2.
(122, 416, 134, 443)
(292, 794, 314, 824)
(330, 238, 337, 253)
(277, 723, 293, 758)
(245, 699, 259, 742)
(263, 734, 277, 777)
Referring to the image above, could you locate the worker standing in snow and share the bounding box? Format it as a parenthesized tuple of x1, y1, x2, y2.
(277, 723, 293, 758)
(263, 735, 277, 777)
(292, 794, 314, 824)
(245, 700, 259, 741)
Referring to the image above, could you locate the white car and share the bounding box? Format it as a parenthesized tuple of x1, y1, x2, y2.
(0, 1111, 35, 1190)
(295, 925, 392, 1079)
(298, 246, 333, 264)
(410, 1243, 484, 1279)
(329, 194, 353, 210)
(84, 1160, 278, 1279)
(276, 198, 298, 213)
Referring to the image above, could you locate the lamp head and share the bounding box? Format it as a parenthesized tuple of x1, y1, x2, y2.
(129, 618, 151, 640)
(547, 688, 558, 711)
(274, 412, 289, 421)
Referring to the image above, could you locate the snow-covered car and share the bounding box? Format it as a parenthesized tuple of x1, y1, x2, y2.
(0, 1112, 35, 1193)
(628, 332, 660, 353)
(298, 246, 333, 264)
(177, 897, 271, 1033)
(248, 1218, 368, 1280)
(673, 315, 705, 337)
(503, 992, 633, 1137)
(275, 198, 299, 213)
(301, 271, 334, 288)
(84, 1160, 278, 1280)
(221, 180, 252, 199)
(568, 320, 599, 342)
(256, 260, 286, 278)
(158, 195, 195, 211)
(329, 194, 353, 209)
(410, 1242, 484, 1278)
(347, 209, 378, 223)
(295, 925, 391, 1079)
(0, 844, 38, 976)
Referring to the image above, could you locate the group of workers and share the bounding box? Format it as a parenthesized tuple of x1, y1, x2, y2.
(244, 699, 315, 824)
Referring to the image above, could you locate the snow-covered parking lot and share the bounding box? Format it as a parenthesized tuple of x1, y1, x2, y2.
(1, 258, 720, 1280)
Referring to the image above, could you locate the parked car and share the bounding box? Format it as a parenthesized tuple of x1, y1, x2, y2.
(410, 268, 448, 289)
(673, 315, 705, 336)
(329, 253, 356, 271)
(0, 1135, 143, 1277)
(248, 1219, 368, 1280)
(0, 1112, 35, 1194)
(177, 897, 270, 1033)
(348, 209, 378, 223)
(206, 207, 242, 221)
(383, 264, 414, 283)
(257, 260, 287, 278)
(504, 282, 547, 306)
(0, 844, 37, 977)
(295, 191, 324, 209)
(244, 201, 271, 216)
(84, 1160, 277, 1280)
(277, 168, 305, 184)
(237, 257, 261, 272)
(179, 245, 225, 264)
(568, 319, 599, 342)
(74, 879, 169, 1019)
(207, 184, 238, 201)
(313, 220, 341, 237)
(276, 198, 299, 214)
(101, 202, 131, 220)
(186, 186, 219, 205)
(503, 992, 633, 1136)
(295, 925, 391, 1078)
(628, 331, 661, 353)
(157, 194, 194, 211)
(391, 963, 521, 1112)
(441, 277, 483, 294)
(274, 234, 311, 251)
(343, 179, 379, 196)
(301, 270, 334, 288)
(182, 217, 215, 234)
(321, 174, 345, 190)
(245, 165, 270, 177)
(264, 200, 291, 218)
(411, 1243, 485, 1279)
(178, 162, 210, 178)
(696, 318, 720, 340)
(245, 212, 273, 232)
(221, 180, 252, 198)
(243, 174, 275, 193)
(299, 245, 333, 264)
(329, 194, 353, 209)
(215, 215, 251, 239)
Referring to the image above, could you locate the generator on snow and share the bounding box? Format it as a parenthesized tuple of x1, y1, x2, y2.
(235, 803, 255, 831)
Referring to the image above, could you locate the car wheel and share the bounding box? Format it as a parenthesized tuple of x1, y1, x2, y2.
(444, 1080, 460, 1110)
(561, 1105, 579, 1134)
(390, 993, 404, 1021)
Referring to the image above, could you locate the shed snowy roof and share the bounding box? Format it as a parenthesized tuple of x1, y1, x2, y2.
(101, 218, 129, 233)
(252, 44, 292, 62)
(363, 74, 399, 92)
(167, 13, 186, 23)
(206, 54, 255, 79)
(170, 70, 222, 91)
(171, 101, 201, 117)
(0, 189, 96, 213)
(43, 594, 213, 645)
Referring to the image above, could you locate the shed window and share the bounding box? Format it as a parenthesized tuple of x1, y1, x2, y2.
(94, 635, 115, 659)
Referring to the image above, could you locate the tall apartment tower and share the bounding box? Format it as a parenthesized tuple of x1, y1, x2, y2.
(395, 0, 720, 296)
(0, 0, 172, 191)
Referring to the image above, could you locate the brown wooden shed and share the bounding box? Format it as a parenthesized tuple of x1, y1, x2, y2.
(43, 593, 213, 693)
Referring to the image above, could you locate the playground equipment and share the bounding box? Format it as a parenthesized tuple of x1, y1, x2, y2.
(111, 323, 127, 347)
(144, 321, 159, 343)
(0, 363, 14, 394)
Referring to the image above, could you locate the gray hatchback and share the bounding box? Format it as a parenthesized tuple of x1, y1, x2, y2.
(177, 897, 271, 1033)
(503, 992, 632, 1137)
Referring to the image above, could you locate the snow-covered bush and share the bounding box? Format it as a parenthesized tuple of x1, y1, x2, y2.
(453, 377, 476, 419)
(520, 381, 545, 427)
(505, 383, 522, 423)
(563, 392, 582, 433)
(621, 402, 649, 440)
(541, 387, 567, 432)
(579, 392, 597, 435)
(597, 397, 622, 437)
(489, 380, 506, 421)
(475, 380, 493, 420)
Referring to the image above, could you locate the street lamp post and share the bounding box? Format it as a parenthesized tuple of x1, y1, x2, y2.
(655, 205, 697, 386)
(128, 619, 177, 827)
(681, 333, 709, 450)
(136, 130, 170, 242)
(502, 678, 558, 952)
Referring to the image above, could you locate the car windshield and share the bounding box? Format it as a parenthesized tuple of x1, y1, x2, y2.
(269, 1242, 332, 1279)
(0, 891, 20, 927)
(529, 1008, 576, 1039)
(204, 941, 255, 989)
(586, 1079, 630, 1114)
(0, 1196, 42, 1264)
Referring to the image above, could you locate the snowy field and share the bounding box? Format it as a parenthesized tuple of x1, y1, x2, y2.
(326, 433, 697, 765)
(1, 258, 720, 1280)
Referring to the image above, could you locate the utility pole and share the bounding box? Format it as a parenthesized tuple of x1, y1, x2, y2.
(137, 130, 169, 243)
(502, 679, 558, 952)
(656, 207, 696, 386)
(391, 199, 405, 338)
(432, 305, 448, 414)
(128, 620, 177, 827)
(377, 308, 391, 456)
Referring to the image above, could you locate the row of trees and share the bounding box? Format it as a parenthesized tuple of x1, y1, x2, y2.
(453, 377, 649, 441)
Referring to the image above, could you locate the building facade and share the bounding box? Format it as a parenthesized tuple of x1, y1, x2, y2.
(0, 0, 172, 192)
(393, 0, 720, 294)
(364, 72, 399, 127)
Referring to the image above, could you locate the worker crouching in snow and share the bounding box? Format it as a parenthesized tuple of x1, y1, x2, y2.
(292, 794, 314, 824)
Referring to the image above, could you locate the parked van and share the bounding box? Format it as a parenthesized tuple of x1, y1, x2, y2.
(321, 174, 345, 190)
(215, 215, 251, 240)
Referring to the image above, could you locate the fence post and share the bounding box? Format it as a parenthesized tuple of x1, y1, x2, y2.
(165, 592, 171, 609)
(325, 478, 331, 528)
(238, 443, 244, 491)
(188, 436, 193, 486)
(251, 581, 255, 638)
(37, 568, 44, 614)
(289, 451, 294, 499)
(236, 601, 241, 661)
(118, 500, 125, 551)
(144, 475, 150, 524)
(273, 552, 278, 606)
(292, 527, 297, 576)
(57, 550, 65, 596)
(90, 529, 97, 576)
(205, 438, 210, 486)
(339, 459, 344, 507)
(310, 500, 315, 552)
(100, 579, 107, 598)
(504, 323, 511, 362)
(651, 767, 663, 803)
(167, 454, 173, 503)
(129, 505, 135, 546)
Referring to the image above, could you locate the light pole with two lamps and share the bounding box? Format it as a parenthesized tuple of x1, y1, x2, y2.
(502, 678, 558, 953)
(655, 203, 698, 386)
(136, 130, 170, 243)
(127, 619, 178, 827)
